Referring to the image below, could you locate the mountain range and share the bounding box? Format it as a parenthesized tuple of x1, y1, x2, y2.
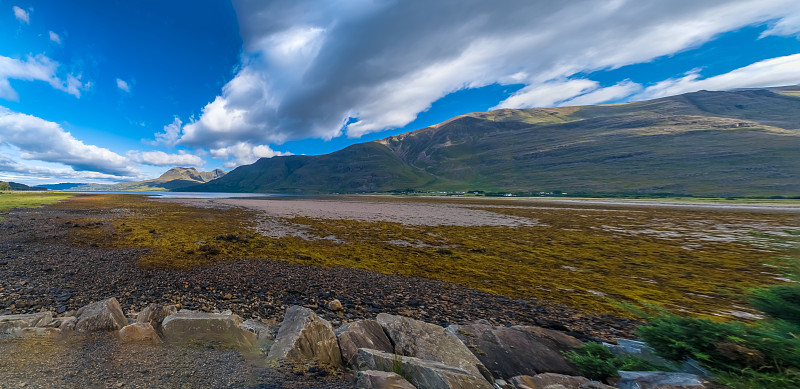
(177, 87, 800, 197)
(42, 167, 226, 192)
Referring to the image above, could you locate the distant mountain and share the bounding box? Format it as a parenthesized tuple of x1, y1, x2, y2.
(61, 167, 226, 192)
(38, 183, 89, 190)
(0, 181, 49, 191)
(180, 88, 800, 197)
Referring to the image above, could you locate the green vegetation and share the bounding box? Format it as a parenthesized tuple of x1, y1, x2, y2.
(564, 342, 673, 381)
(184, 89, 800, 197)
(0, 191, 74, 220)
(0, 182, 10, 191)
(60, 194, 796, 317)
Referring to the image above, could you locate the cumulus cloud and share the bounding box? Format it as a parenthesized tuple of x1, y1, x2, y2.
(0, 54, 85, 100)
(0, 106, 138, 176)
(49, 31, 61, 44)
(0, 152, 135, 183)
(127, 150, 204, 167)
(151, 117, 182, 146)
(178, 0, 800, 148)
(209, 142, 292, 168)
(116, 78, 130, 93)
(12, 6, 28, 24)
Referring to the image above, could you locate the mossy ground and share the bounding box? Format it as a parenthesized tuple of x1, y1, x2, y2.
(0, 191, 74, 220)
(58, 194, 798, 318)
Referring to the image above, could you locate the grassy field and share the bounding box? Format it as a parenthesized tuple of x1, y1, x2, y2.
(58, 194, 799, 318)
(0, 191, 74, 219)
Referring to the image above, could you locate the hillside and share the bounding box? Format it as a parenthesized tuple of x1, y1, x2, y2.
(56, 167, 226, 192)
(0, 182, 49, 191)
(181, 88, 800, 197)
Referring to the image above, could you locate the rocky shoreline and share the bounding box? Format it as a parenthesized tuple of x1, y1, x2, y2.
(1, 297, 711, 389)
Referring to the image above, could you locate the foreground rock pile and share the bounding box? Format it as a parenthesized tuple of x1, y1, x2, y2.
(0, 297, 710, 389)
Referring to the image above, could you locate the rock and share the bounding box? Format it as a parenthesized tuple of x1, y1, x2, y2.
(267, 305, 342, 367)
(604, 339, 671, 367)
(377, 313, 488, 379)
(7, 327, 62, 338)
(74, 298, 128, 332)
(336, 319, 393, 367)
(0, 312, 52, 333)
(59, 316, 77, 332)
(447, 323, 582, 378)
(508, 373, 613, 389)
(616, 371, 707, 389)
(240, 319, 279, 353)
(328, 299, 343, 311)
(356, 348, 493, 389)
(136, 303, 176, 335)
(161, 311, 256, 350)
(355, 370, 416, 389)
(119, 322, 161, 344)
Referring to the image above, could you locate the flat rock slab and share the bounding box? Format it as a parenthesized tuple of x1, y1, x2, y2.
(336, 319, 393, 367)
(119, 322, 161, 344)
(509, 373, 614, 389)
(617, 371, 707, 389)
(0, 312, 53, 333)
(356, 370, 417, 389)
(162, 311, 256, 350)
(356, 348, 493, 389)
(267, 305, 342, 367)
(75, 298, 127, 333)
(447, 323, 582, 378)
(377, 313, 488, 378)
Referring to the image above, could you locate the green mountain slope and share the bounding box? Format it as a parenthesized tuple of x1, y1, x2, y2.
(184, 88, 800, 197)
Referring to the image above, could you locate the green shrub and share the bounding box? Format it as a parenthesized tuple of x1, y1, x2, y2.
(564, 342, 673, 381)
(750, 285, 800, 326)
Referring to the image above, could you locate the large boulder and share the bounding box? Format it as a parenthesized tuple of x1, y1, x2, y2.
(161, 311, 256, 350)
(0, 312, 53, 333)
(377, 313, 488, 379)
(136, 303, 177, 335)
(240, 319, 279, 354)
(447, 323, 582, 378)
(616, 371, 707, 389)
(336, 319, 393, 367)
(356, 348, 493, 389)
(267, 305, 342, 367)
(355, 370, 417, 389)
(509, 373, 614, 389)
(75, 298, 128, 332)
(119, 322, 161, 344)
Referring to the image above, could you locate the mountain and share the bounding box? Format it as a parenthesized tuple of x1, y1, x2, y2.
(60, 167, 226, 192)
(180, 88, 800, 197)
(0, 181, 49, 191)
(38, 183, 89, 190)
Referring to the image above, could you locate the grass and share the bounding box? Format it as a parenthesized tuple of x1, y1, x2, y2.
(0, 191, 74, 220)
(56, 194, 798, 318)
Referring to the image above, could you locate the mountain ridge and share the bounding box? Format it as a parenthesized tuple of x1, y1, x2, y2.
(184, 87, 800, 197)
(48, 167, 226, 192)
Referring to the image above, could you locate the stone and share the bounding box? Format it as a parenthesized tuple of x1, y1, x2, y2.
(240, 319, 279, 354)
(0, 312, 52, 333)
(161, 311, 256, 350)
(59, 316, 77, 332)
(447, 323, 582, 378)
(136, 303, 176, 335)
(616, 371, 707, 389)
(119, 322, 161, 344)
(74, 298, 128, 332)
(267, 305, 342, 367)
(328, 299, 344, 311)
(604, 339, 671, 367)
(377, 313, 488, 379)
(336, 319, 393, 367)
(7, 327, 62, 338)
(356, 348, 493, 389)
(355, 370, 416, 389)
(508, 373, 613, 389)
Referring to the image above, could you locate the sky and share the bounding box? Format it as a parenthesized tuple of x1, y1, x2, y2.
(1, 0, 800, 186)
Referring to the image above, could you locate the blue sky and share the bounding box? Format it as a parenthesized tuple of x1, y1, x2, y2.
(1, 0, 800, 185)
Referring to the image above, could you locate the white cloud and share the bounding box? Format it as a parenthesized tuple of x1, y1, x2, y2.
(151, 117, 182, 146)
(116, 78, 130, 93)
(635, 53, 800, 100)
(0, 106, 139, 176)
(49, 31, 61, 44)
(209, 142, 292, 168)
(12, 6, 28, 24)
(0, 54, 85, 100)
(178, 0, 800, 148)
(127, 150, 204, 167)
(0, 152, 136, 184)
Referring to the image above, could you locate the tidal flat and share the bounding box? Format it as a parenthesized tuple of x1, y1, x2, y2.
(61, 194, 799, 319)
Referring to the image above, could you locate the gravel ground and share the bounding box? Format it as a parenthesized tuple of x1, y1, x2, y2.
(0, 200, 638, 387)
